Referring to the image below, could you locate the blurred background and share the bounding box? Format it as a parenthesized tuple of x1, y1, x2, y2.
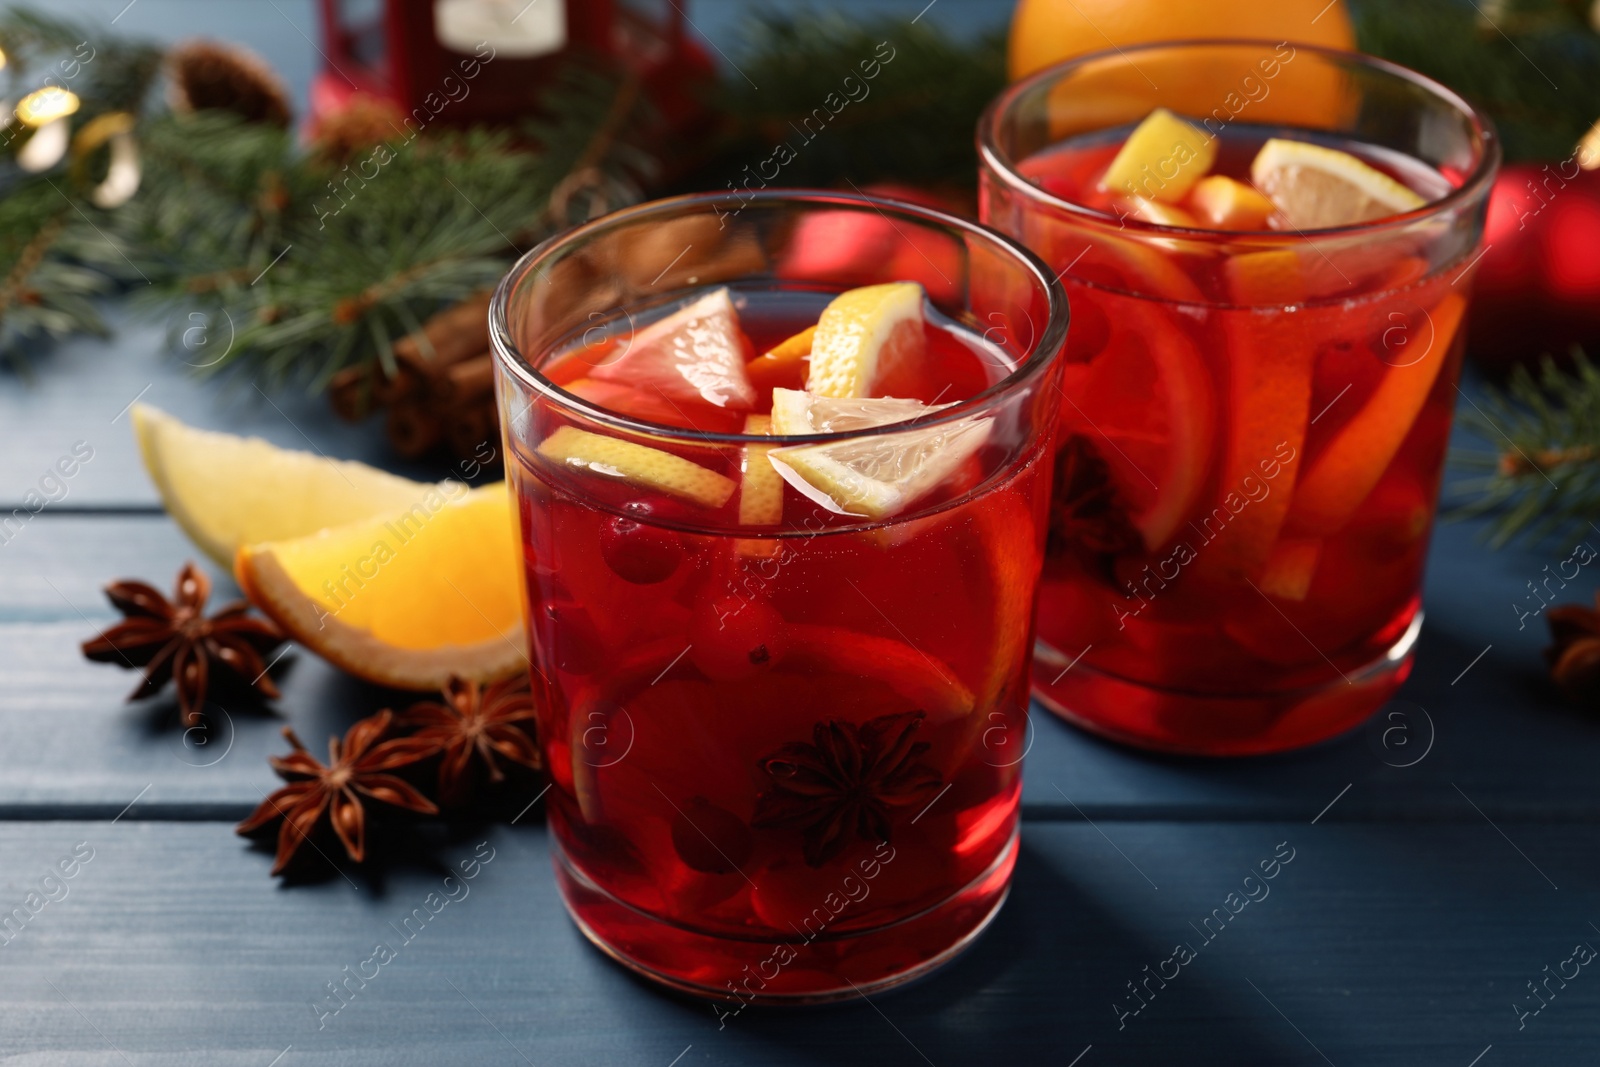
(3, 0, 1599, 490)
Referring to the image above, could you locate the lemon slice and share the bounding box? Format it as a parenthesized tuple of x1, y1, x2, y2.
(737, 414, 784, 559)
(1250, 138, 1425, 229)
(589, 287, 756, 410)
(805, 282, 925, 399)
(538, 425, 735, 508)
(1100, 108, 1217, 203)
(236, 486, 525, 690)
(768, 387, 945, 436)
(769, 407, 992, 519)
(738, 414, 783, 525)
(132, 403, 444, 567)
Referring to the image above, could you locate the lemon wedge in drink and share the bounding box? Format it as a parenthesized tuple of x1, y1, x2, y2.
(805, 282, 925, 399)
(236, 486, 526, 690)
(738, 414, 784, 536)
(768, 393, 990, 519)
(538, 425, 735, 508)
(1250, 138, 1425, 230)
(1100, 108, 1217, 203)
(132, 403, 442, 567)
(768, 387, 944, 436)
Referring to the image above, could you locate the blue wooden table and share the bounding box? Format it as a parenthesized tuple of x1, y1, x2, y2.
(4, 2, 1599, 1064)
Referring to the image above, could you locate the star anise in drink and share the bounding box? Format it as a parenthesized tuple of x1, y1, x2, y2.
(236, 710, 439, 875)
(753, 711, 942, 868)
(1547, 594, 1600, 704)
(400, 674, 542, 809)
(1048, 434, 1143, 565)
(81, 561, 287, 726)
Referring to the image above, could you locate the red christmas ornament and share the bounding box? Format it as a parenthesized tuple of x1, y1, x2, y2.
(1468, 160, 1600, 374)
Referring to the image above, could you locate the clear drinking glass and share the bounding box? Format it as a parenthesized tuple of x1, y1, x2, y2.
(978, 41, 1499, 754)
(491, 191, 1068, 1001)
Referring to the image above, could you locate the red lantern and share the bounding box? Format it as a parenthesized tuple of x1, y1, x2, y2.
(310, 0, 713, 137)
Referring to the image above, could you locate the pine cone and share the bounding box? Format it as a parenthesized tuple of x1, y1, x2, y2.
(312, 95, 408, 163)
(167, 40, 292, 127)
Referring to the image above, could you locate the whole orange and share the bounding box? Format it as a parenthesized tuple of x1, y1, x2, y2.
(1008, 0, 1356, 81)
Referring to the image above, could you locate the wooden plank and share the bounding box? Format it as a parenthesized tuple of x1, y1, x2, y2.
(0, 819, 1593, 1064)
(0, 512, 1587, 817)
(0, 310, 448, 510)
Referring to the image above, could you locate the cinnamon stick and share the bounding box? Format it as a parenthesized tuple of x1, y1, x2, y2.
(327, 365, 371, 422)
(386, 401, 444, 459)
(440, 353, 495, 407)
(394, 291, 493, 375)
(371, 364, 419, 407)
(444, 401, 498, 462)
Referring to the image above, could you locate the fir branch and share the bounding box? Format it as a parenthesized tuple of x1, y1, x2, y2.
(1355, 0, 1600, 163)
(130, 67, 654, 390)
(716, 13, 1006, 189)
(1449, 352, 1600, 546)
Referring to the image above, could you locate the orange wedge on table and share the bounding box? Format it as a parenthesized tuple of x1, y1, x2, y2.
(236, 486, 527, 691)
(130, 406, 528, 690)
(132, 404, 439, 568)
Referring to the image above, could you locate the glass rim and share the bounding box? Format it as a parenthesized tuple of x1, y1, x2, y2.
(976, 38, 1502, 241)
(489, 189, 1070, 448)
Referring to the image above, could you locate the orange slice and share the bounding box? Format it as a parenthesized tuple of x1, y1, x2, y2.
(1099, 108, 1217, 204)
(1117, 196, 1200, 228)
(538, 426, 735, 508)
(1286, 293, 1465, 534)
(1187, 175, 1276, 230)
(806, 282, 925, 399)
(744, 325, 816, 393)
(1257, 537, 1321, 601)
(1251, 139, 1425, 230)
(589, 288, 755, 410)
(236, 486, 525, 691)
(1057, 297, 1214, 551)
(1191, 250, 1314, 582)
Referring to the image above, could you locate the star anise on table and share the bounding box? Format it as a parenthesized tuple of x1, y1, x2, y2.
(1048, 434, 1144, 562)
(81, 561, 286, 726)
(1546, 594, 1600, 703)
(400, 674, 542, 809)
(753, 711, 942, 868)
(236, 710, 439, 875)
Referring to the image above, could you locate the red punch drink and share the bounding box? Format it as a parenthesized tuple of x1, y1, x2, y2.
(491, 193, 1066, 1002)
(980, 43, 1498, 753)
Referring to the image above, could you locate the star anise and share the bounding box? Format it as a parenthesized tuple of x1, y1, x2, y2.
(400, 674, 542, 809)
(1547, 594, 1600, 704)
(1048, 434, 1144, 561)
(81, 562, 286, 726)
(236, 710, 439, 875)
(753, 711, 942, 868)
